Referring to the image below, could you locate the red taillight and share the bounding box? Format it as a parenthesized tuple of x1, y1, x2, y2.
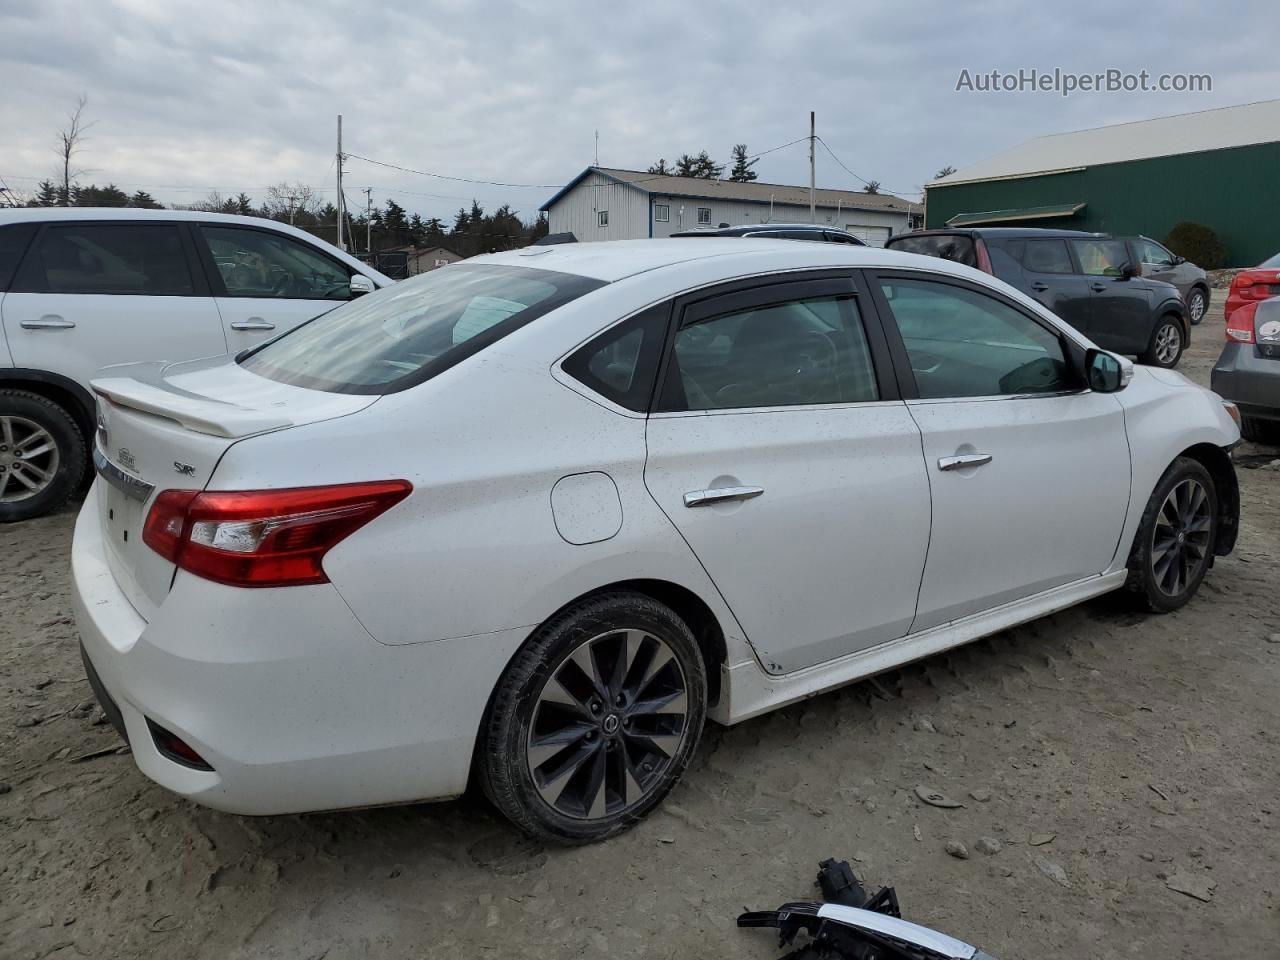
(974, 238, 994, 275)
(1231, 271, 1278, 302)
(143, 481, 411, 587)
(1225, 301, 1257, 344)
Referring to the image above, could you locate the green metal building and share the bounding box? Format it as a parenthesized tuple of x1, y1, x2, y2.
(925, 99, 1280, 267)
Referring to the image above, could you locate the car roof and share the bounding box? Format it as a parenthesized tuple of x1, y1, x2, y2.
(0, 207, 392, 283)
(672, 223, 838, 236)
(893, 227, 1105, 240)
(470, 237, 984, 284)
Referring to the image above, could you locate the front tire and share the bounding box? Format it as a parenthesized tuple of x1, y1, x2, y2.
(0, 390, 86, 523)
(479, 592, 707, 845)
(1186, 287, 1208, 326)
(1125, 457, 1217, 612)
(1142, 318, 1185, 368)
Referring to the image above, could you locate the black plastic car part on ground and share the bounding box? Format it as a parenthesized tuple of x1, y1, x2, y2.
(670, 223, 867, 245)
(886, 228, 1188, 365)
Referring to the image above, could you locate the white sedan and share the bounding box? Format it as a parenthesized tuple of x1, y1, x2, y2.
(72, 239, 1241, 844)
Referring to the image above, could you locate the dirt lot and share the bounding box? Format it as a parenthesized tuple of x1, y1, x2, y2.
(2, 299, 1278, 960)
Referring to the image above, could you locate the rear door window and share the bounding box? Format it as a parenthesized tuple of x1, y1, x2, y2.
(240, 263, 604, 394)
(886, 234, 977, 267)
(12, 223, 196, 295)
(0, 223, 37, 291)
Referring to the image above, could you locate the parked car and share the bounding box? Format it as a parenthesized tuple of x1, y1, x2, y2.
(885, 228, 1189, 368)
(0, 208, 391, 522)
(1212, 294, 1280, 442)
(1119, 235, 1211, 326)
(73, 239, 1240, 844)
(1223, 251, 1280, 321)
(671, 222, 867, 244)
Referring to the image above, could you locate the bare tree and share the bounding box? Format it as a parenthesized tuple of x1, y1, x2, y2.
(264, 182, 321, 224)
(56, 95, 92, 207)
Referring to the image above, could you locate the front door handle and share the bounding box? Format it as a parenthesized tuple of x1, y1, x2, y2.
(20, 315, 75, 330)
(938, 454, 993, 472)
(230, 319, 276, 331)
(684, 485, 764, 508)
(1090, 283, 1107, 292)
(1030, 282, 1049, 292)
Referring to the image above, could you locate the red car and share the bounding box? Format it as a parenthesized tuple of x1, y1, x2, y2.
(1224, 251, 1280, 320)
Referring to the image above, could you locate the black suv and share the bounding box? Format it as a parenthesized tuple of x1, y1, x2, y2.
(671, 223, 867, 245)
(885, 228, 1189, 367)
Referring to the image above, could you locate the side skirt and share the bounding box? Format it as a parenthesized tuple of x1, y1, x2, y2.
(713, 571, 1127, 725)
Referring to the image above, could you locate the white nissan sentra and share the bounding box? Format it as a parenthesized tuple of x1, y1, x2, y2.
(72, 239, 1241, 843)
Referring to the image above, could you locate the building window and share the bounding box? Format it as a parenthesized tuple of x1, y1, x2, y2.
(697, 207, 711, 225)
(598, 210, 609, 227)
(654, 203, 670, 223)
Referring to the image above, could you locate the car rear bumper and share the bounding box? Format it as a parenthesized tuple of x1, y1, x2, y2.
(71, 489, 529, 816)
(1211, 343, 1280, 419)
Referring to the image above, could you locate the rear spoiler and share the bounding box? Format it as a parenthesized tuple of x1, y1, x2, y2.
(91, 377, 292, 439)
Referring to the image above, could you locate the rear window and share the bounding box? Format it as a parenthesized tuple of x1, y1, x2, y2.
(885, 234, 977, 267)
(239, 263, 604, 395)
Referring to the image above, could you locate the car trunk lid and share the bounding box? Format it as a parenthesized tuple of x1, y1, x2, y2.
(91, 358, 378, 619)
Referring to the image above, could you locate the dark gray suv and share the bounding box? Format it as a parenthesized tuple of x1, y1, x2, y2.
(886, 228, 1189, 368)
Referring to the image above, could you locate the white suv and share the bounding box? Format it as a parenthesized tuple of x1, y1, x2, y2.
(0, 208, 390, 521)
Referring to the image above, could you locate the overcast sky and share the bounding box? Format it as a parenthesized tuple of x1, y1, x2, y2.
(1, 0, 1273, 223)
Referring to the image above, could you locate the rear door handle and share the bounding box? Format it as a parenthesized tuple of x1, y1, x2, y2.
(1030, 282, 1049, 292)
(938, 454, 993, 472)
(1090, 283, 1107, 292)
(230, 319, 276, 331)
(684, 485, 764, 508)
(20, 315, 75, 330)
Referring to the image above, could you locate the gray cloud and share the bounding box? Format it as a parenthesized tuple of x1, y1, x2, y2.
(1, 0, 1273, 222)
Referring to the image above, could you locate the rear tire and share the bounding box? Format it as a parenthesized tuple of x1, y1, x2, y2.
(0, 390, 86, 523)
(1240, 415, 1280, 445)
(1186, 287, 1208, 326)
(1141, 317, 1185, 368)
(479, 591, 707, 845)
(1125, 457, 1217, 613)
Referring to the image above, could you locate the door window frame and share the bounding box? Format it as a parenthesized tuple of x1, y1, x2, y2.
(191, 222, 355, 300)
(8, 220, 212, 298)
(864, 268, 1090, 402)
(650, 269, 901, 416)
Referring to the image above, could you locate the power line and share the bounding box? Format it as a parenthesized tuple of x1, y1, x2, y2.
(816, 137, 920, 199)
(345, 153, 561, 189)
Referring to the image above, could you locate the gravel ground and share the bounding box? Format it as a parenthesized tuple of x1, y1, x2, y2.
(2, 299, 1278, 960)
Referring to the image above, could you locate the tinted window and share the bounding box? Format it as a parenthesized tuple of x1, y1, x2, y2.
(878, 277, 1073, 399)
(201, 226, 351, 300)
(660, 294, 878, 411)
(1072, 239, 1130, 277)
(1021, 239, 1074, 274)
(983, 238, 1025, 284)
(13, 223, 195, 295)
(0, 224, 36, 291)
(563, 304, 669, 411)
(885, 234, 977, 267)
(1137, 239, 1174, 266)
(240, 264, 604, 395)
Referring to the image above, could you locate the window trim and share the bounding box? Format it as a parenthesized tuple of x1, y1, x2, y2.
(9, 220, 211, 298)
(864, 268, 1089, 403)
(651, 269, 900, 415)
(597, 210, 609, 228)
(192, 222, 354, 300)
(696, 207, 712, 225)
(654, 203, 670, 223)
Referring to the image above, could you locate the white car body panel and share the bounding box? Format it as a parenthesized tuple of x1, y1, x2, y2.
(69, 238, 1240, 815)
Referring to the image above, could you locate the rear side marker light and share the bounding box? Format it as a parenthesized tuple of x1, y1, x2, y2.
(1225, 302, 1257, 344)
(143, 481, 412, 588)
(146, 718, 214, 771)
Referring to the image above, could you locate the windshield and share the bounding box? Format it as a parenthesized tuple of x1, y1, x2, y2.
(240, 263, 604, 394)
(887, 234, 977, 266)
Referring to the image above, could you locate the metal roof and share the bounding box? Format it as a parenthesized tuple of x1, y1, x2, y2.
(541, 167, 915, 213)
(929, 98, 1280, 187)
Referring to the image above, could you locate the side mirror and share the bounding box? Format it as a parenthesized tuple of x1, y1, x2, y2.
(1118, 261, 1138, 280)
(349, 275, 375, 297)
(1171, 254, 1186, 265)
(1087, 348, 1132, 393)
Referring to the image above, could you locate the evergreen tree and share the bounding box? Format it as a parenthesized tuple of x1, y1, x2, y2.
(72, 183, 129, 207)
(675, 151, 723, 179)
(452, 207, 470, 234)
(933, 165, 956, 180)
(728, 144, 758, 183)
(863, 180, 881, 195)
(647, 159, 672, 175)
(128, 190, 163, 208)
(30, 180, 63, 206)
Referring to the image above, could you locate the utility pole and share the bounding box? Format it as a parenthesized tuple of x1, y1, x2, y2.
(286, 194, 298, 225)
(809, 111, 816, 223)
(336, 114, 345, 251)
(594, 130, 599, 167)
(364, 187, 373, 254)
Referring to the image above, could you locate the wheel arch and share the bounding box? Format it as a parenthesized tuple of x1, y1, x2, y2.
(1177, 442, 1239, 557)
(0, 369, 95, 441)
